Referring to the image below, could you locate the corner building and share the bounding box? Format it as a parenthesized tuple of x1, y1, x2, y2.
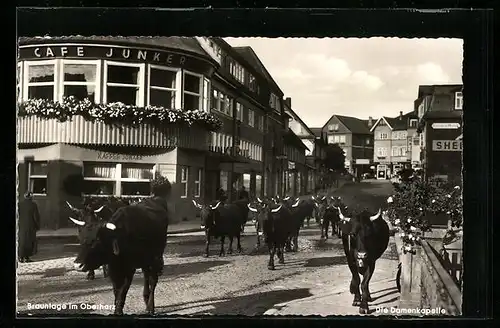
(17, 36, 273, 229)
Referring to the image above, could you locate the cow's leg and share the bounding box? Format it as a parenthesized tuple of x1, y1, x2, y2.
(236, 234, 242, 253)
(320, 221, 326, 239)
(142, 268, 151, 308)
(204, 232, 210, 257)
(364, 262, 376, 302)
(219, 235, 226, 257)
(359, 263, 375, 314)
(267, 242, 275, 270)
(146, 269, 159, 315)
(277, 243, 285, 264)
(293, 234, 299, 252)
(325, 221, 330, 240)
(87, 270, 95, 280)
(348, 263, 361, 306)
(285, 237, 293, 252)
(228, 236, 234, 255)
(102, 265, 109, 278)
(109, 266, 135, 315)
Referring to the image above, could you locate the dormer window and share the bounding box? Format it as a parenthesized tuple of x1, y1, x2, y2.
(409, 119, 418, 128)
(455, 91, 463, 110)
(327, 124, 339, 132)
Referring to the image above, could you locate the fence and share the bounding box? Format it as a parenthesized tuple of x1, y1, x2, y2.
(396, 233, 462, 315)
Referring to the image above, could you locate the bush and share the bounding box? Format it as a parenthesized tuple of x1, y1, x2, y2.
(386, 178, 463, 253)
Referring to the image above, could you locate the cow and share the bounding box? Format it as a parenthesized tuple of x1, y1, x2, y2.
(232, 198, 250, 233)
(312, 195, 328, 228)
(337, 206, 390, 314)
(66, 201, 110, 280)
(286, 198, 308, 252)
(248, 202, 292, 270)
(247, 197, 271, 248)
(192, 200, 243, 257)
(319, 196, 343, 239)
(68, 195, 170, 315)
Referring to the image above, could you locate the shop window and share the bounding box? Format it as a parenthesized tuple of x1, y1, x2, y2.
(104, 61, 144, 106)
(180, 166, 189, 198)
(61, 61, 100, 102)
(255, 174, 262, 197)
(243, 173, 251, 191)
(121, 163, 155, 197)
(148, 66, 180, 109)
(220, 171, 229, 192)
(183, 71, 202, 111)
(83, 163, 117, 196)
(28, 161, 48, 195)
(194, 168, 202, 198)
(26, 61, 56, 101)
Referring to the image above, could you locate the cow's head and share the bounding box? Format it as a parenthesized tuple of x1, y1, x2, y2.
(247, 198, 272, 236)
(66, 201, 106, 226)
(192, 199, 224, 229)
(68, 212, 120, 273)
(337, 206, 383, 268)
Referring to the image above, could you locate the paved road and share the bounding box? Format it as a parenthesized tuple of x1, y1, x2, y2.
(17, 180, 398, 316)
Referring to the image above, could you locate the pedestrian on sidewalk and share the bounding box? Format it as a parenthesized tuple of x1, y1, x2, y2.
(18, 191, 40, 263)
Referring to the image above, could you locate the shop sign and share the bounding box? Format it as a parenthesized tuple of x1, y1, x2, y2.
(355, 159, 370, 165)
(431, 123, 461, 129)
(20, 45, 191, 67)
(432, 140, 463, 152)
(97, 152, 143, 161)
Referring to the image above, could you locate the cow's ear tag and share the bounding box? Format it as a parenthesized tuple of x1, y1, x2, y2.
(112, 239, 120, 255)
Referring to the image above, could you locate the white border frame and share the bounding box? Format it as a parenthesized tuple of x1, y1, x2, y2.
(147, 64, 181, 109)
(103, 60, 145, 106)
(58, 59, 102, 103)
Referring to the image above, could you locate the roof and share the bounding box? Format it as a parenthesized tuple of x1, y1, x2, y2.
(323, 115, 372, 134)
(370, 111, 418, 132)
(284, 129, 308, 150)
(232, 46, 284, 96)
(284, 106, 315, 138)
(17, 36, 211, 59)
(417, 84, 463, 98)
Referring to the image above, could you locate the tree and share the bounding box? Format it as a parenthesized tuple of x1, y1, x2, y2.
(323, 143, 346, 172)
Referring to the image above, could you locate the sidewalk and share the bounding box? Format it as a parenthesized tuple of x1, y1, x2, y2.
(37, 220, 205, 242)
(264, 256, 400, 316)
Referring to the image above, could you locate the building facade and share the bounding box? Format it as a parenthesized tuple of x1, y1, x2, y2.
(309, 128, 328, 191)
(415, 84, 463, 185)
(17, 36, 292, 229)
(371, 111, 419, 179)
(322, 115, 374, 178)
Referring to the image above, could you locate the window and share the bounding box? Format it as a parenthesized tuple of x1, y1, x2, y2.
(148, 65, 180, 109)
(104, 61, 144, 106)
(258, 115, 265, 131)
(327, 135, 335, 144)
(230, 60, 245, 84)
(203, 78, 210, 112)
(183, 71, 203, 111)
(376, 147, 388, 157)
(255, 174, 262, 197)
(180, 166, 189, 198)
(243, 173, 251, 190)
(391, 146, 407, 157)
(194, 168, 202, 197)
(28, 161, 48, 195)
(60, 60, 100, 102)
(455, 91, 463, 110)
(334, 135, 346, 143)
(25, 61, 57, 101)
(413, 137, 420, 146)
(83, 162, 155, 197)
(410, 119, 418, 128)
(269, 93, 281, 112)
(17, 62, 23, 102)
(328, 124, 339, 132)
(83, 163, 117, 196)
(249, 74, 259, 93)
(235, 102, 244, 121)
(121, 163, 155, 197)
(365, 138, 371, 145)
(248, 109, 255, 127)
(378, 132, 388, 139)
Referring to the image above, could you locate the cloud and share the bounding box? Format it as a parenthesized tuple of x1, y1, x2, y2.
(416, 62, 450, 84)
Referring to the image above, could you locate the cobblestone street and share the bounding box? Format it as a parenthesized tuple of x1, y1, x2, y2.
(17, 181, 400, 316)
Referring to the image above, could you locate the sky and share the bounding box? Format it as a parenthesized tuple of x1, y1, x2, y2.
(224, 37, 463, 128)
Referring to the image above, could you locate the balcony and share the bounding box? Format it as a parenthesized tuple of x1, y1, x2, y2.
(17, 115, 210, 150)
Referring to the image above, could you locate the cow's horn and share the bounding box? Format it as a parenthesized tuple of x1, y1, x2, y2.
(68, 216, 85, 226)
(257, 197, 262, 203)
(271, 205, 282, 213)
(311, 195, 315, 200)
(291, 199, 300, 207)
(247, 204, 258, 212)
(94, 205, 105, 213)
(283, 196, 290, 201)
(338, 207, 350, 222)
(322, 196, 326, 200)
(333, 205, 338, 210)
(210, 201, 221, 210)
(105, 222, 117, 230)
(191, 199, 198, 207)
(370, 208, 382, 221)
(66, 201, 78, 211)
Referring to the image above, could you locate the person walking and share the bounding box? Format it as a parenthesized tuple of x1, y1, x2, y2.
(18, 191, 41, 263)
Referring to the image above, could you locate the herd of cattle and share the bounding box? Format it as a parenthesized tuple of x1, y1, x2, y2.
(65, 193, 390, 315)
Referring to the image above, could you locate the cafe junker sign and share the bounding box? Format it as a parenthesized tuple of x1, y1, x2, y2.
(19, 44, 197, 67)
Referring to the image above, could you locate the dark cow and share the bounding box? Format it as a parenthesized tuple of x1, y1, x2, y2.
(320, 196, 343, 239)
(286, 198, 308, 252)
(232, 198, 250, 233)
(248, 202, 292, 270)
(312, 195, 329, 228)
(192, 200, 243, 257)
(247, 197, 271, 248)
(337, 206, 390, 314)
(66, 201, 110, 280)
(68, 196, 170, 315)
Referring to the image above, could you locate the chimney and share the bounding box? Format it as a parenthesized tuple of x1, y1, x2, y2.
(285, 97, 292, 108)
(368, 116, 373, 127)
(399, 111, 403, 120)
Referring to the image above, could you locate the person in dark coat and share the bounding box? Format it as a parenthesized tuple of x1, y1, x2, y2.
(18, 192, 40, 262)
(216, 187, 227, 202)
(238, 186, 249, 200)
